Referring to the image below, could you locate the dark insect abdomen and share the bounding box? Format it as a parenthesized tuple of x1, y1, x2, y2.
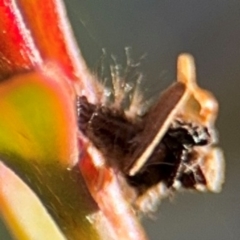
(77, 96, 143, 168)
(76, 94, 210, 195)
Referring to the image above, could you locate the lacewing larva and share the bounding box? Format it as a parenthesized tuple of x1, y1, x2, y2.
(77, 53, 224, 214)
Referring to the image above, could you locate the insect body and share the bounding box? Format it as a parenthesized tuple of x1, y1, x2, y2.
(77, 54, 224, 213)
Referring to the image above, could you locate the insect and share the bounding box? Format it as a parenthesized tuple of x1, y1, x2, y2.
(77, 53, 224, 214)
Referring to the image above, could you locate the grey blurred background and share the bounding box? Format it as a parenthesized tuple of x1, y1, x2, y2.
(64, 0, 239, 240)
(1, 0, 239, 239)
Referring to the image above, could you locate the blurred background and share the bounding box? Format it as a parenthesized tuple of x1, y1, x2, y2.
(64, 1, 239, 240)
(1, 0, 239, 239)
